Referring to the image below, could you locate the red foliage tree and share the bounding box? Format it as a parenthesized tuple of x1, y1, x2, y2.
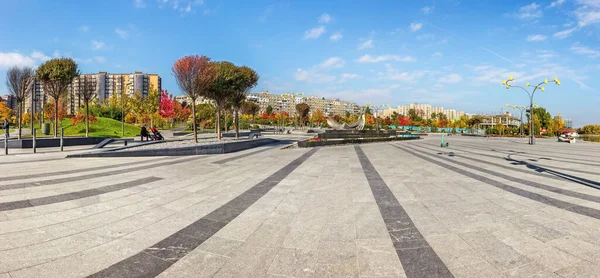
(174, 101, 191, 122)
(159, 90, 176, 127)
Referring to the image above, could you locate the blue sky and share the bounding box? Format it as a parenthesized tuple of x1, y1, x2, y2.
(0, 0, 599, 126)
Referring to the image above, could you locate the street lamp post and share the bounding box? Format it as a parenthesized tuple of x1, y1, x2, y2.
(503, 77, 560, 145)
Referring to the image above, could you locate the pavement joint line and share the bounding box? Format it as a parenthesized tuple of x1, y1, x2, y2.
(438, 141, 600, 176)
(354, 145, 454, 278)
(0, 177, 162, 212)
(409, 143, 600, 196)
(457, 138, 600, 158)
(0, 156, 203, 191)
(392, 143, 600, 221)
(212, 143, 283, 164)
(86, 148, 319, 278)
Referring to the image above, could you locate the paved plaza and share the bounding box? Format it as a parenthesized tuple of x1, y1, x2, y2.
(0, 135, 600, 277)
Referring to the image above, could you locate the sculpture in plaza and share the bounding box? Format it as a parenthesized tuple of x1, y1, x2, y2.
(326, 114, 365, 130)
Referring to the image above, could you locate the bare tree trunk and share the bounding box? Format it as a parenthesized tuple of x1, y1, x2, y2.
(216, 108, 222, 141)
(54, 98, 59, 137)
(235, 108, 239, 139)
(85, 101, 89, 137)
(191, 102, 197, 144)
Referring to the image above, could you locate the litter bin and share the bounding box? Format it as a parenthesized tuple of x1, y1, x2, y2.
(42, 123, 50, 135)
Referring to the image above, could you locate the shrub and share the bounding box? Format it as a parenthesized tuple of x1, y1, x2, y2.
(71, 114, 98, 126)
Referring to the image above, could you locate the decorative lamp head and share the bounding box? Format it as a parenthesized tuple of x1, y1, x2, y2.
(502, 80, 507, 85)
(554, 77, 560, 85)
(509, 76, 514, 81)
(544, 78, 548, 84)
(526, 82, 530, 87)
(505, 85, 510, 89)
(541, 87, 545, 92)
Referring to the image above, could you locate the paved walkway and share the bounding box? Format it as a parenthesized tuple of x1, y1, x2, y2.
(0, 136, 599, 277)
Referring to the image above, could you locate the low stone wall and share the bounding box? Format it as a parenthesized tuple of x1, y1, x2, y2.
(67, 138, 278, 157)
(298, 136, 420, 148)
(0, 137, 107, 149)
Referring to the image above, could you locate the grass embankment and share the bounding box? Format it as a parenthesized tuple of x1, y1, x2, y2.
(20, 117, 141, 138)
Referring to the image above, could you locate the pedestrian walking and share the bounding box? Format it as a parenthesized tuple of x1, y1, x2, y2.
(3, 119, 9, 138)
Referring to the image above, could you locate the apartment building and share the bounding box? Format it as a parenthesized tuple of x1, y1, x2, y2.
(25, 72, 161, 115)
(0, 95, 17, 110)
(246, 91, 361, 116)
(381, 103, 466, 120)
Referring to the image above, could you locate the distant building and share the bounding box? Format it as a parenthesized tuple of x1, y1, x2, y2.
(0, 95, 17, 110)
(382, 103, 466, 120)
(565, 118, 573, 128)
(174, 95, 213, 105)
(25, 71, 161, 115)
(246, 91, 361, 116)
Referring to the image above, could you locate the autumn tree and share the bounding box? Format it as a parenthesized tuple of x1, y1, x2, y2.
(266, 105, 273, 116)
(159, 90, 176, 128)
(76, 75, 97, 137)
(229, 66, 259, 138)
(241, 101, 260, 124)
(206, 61, 238, 140)
(6, 66, 35, 139)
(172, 55, 216, 143)
(174, 101, 191, 122)
(36, 58, 79, 137)
(295, 103, 310, 127)
(312, 109, 324, 126)
(0, 102, 12, 122)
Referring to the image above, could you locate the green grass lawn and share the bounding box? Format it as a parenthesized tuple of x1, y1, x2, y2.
(23, 117, 141, 138)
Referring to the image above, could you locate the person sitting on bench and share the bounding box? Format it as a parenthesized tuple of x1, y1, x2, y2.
(151, 126, 164, 140)
(140, 125, 152, 141)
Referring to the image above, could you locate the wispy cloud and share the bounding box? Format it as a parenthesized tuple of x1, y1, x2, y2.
(134, 0, 145, 8)
(330, 32, 342, 41)
(421, 6, 434, 14)
(548, 0, 565, 8)
(357, 55, 416, 63)
(526, 34, 547, 41)
(79, 25, 90, 32)
(319, 13, 331, 24)
(438, 74, 463, 84)
(553, 27, 577, 39)
(357, 40, 374, 50)
(410, 23, 422, 32)
(91, 40, 105, 50)
(0, 51, 51, 68)
(304, 26, 325, 39)
(570, 43, 600, 58)
(259, 5, 273, 22)
(115, 28, 129, 39)
(379, 64, 425, 82)
(514, 3, 542, 20)
(432, 52, 443, 57)
(319, 57, 345, 69)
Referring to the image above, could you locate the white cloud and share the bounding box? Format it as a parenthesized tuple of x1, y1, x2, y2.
(0, 51, 51, 68)
(357, 54, 416, 63)
(134, 0, 145, 8)
(536, 49, 558, 59)
(304, 26, 325, 39)
(575, 6, 600, 27)
(438, 74, 463, 83)
(410, 23, 422, 32)
(294, 68, 335, 83)
(91, 40, 105, 50)
(259, 6, 273, 22)
(79, 25, 90, 32)
(340, 73, 360, 79)
(570, 43, 600, 58)
(468, 64, 525, 84)
(357, 40, 374, 50)
(516, 3, 542, 19)
(319, 57, 345, 69)
(421, 6, 434, 14)
(330, 32, 343, 41)
(553, 27, 577, 39)
(319, 13, 331, 24)
(75, 56, 107, 64)
(526, 34, 547, 41)
(115, 28, 129, 39)
(94, 56, 106, 63)
(432, 52, 443, 57)
(549, 0, 565, 7)
(380, 64, 425, 83)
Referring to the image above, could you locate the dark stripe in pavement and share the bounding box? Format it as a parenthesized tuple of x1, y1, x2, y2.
(411, 143, 600, 193)
(0, 157, 178, 182)
(0, 177, 161, 212)
(0, 157, 64, 165)
(88, 148, 319, 278)
(0, 156, 201, 191)
(392, 144, 600, 221)
(437, 142, 600, 176)
(354, 146, 454, 278)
